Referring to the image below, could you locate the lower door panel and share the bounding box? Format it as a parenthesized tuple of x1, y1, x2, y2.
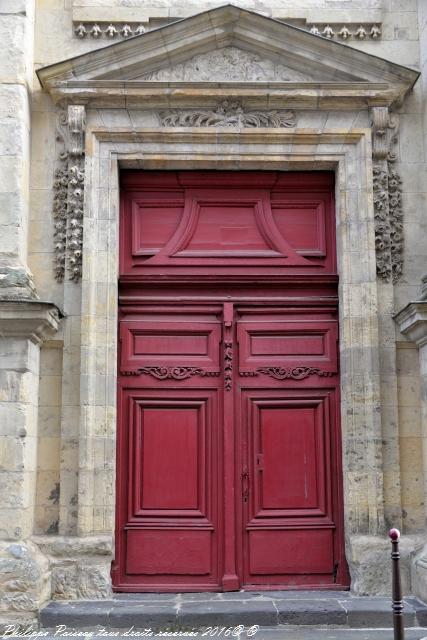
(115, 387, 221, 590)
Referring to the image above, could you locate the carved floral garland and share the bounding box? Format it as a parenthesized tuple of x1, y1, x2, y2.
(53, 107, 85, 282)
(371, 107, 403, 283)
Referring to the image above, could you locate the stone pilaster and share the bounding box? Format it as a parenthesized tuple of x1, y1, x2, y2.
(395, 301, 427, 601)
(0, 0, 38, 300)
(370, 106, 403, 530)
(0, 301, 60, 622)
(0, 302, 60, 540)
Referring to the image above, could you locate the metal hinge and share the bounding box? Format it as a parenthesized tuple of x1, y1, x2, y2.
(333, 562, 339, 583)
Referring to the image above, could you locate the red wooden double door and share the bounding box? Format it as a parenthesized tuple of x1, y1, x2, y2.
(114, 171, 348, 591)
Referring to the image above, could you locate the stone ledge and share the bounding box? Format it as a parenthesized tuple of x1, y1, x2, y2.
(0, 300, 61, 344)
(32, 535, 113, 557)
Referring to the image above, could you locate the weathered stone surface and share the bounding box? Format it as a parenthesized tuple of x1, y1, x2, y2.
(412, 547, 427, 604)
(347, 534, 425, 596)
(0, 541, 49, 615)
(32, 535, 112, 557)
(32, 535, 113, 600)
(276, 599, 346, 625)
(0, 266, 37, 301)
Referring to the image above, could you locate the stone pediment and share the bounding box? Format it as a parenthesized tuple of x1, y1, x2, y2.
(37, 4, 419, 109)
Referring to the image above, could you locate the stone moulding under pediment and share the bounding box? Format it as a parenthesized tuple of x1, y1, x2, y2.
(37, 4, 419, 110)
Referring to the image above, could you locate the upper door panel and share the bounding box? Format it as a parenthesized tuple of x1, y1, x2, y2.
(120, 171, 336, 279)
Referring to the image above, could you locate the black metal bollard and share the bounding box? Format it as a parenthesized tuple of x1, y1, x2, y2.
(389, 528, 405, 640)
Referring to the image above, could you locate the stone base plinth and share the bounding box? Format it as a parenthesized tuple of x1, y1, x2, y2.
(32, 535, 113, 601)
(347, 534, 425, 596)
(412, 546, 427, 603)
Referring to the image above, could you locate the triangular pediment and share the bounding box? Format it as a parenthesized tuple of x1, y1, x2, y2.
(37, 4, 419, 108)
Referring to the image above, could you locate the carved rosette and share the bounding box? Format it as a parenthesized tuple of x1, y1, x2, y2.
(121, 366, 220, 380)
(371, 106, 403, 283)
(53, 106, 86, 282)
(160, 100, 296, 129)
(240, 367, 333, 380)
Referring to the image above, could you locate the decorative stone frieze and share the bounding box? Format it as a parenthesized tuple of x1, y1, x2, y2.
(371, 106, 403, 283)
(160, 100, 297, 129)
(53, 106, 86, 282)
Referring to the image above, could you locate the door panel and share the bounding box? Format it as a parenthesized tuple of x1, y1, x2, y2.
(237, 316, 338, 374)
(236, 306, 342, 588)
(126, 529, 212, 575)
(115, 307, 222, 591)
(252, 401, 325, 513)
(120, 319, 220, 374)
(248, 529, 334, 575)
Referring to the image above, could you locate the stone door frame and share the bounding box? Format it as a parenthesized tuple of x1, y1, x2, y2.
(77, 124, 383, 586)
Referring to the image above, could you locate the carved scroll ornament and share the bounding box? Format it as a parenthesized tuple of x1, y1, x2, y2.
(53, 106, 86, 282)
(371, 106, 403, 283)
(160, 100, 296, 129)
(121, 366, 220, 380)
(240, 366, 333, 380)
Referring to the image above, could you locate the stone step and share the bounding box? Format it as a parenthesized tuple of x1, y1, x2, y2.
(14, 629, 427, 640)
(39, 592, 427, 631)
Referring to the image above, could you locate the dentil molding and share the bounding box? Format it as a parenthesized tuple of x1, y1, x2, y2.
(73, 20, 382, 41)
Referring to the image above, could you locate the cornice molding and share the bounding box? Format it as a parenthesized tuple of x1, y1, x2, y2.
(394, 301, 427, 347)
(0, 301, 61, 344)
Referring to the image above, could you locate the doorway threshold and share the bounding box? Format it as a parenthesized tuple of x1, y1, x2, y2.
(40, 591, 427, 630)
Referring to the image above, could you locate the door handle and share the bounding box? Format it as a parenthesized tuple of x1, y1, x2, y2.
(242, 466, 249, 502)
